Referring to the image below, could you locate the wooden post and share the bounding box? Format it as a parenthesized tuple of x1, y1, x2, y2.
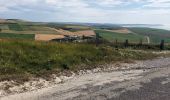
(139, 39, 143, 48)
(96, 33, 99, 46)
(160, 40, 165, 50)
(115, 39, 118, 50)
(124, 39, 129, 48)
(140, 39, 143, 45)
(82, 35, 85, 40)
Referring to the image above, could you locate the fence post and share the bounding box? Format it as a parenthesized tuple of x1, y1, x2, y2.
(124, 39, 129, 48)
(160, 40, 165, 50)
(115, 39, 119, 50)
(82, 35, 85, 40)
(96, 33, 99, 47)
(140, 39, 143, 45)
(138, 39, 143, 48)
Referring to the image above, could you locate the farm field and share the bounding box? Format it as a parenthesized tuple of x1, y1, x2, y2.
(0, 33, 35, 39)
(95, 28, 170, 44)
(104, 28, 133, 34)
(35, 34, 65, 41)
(0, 24, 61, 35)
(128, 28, 170, 43)
(0, 19, 170, 44)
(95, 29, 148, 43)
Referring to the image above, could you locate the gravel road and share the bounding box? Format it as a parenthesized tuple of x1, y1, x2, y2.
(1, 57, 170, 100)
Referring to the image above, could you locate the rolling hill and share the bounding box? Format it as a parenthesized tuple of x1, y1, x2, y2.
(128, 27, 170, 43)
(95, 29, 148, 43)
(0, 19, 170, 43)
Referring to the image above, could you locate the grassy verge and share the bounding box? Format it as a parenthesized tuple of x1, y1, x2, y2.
(0, 40, 164, 82)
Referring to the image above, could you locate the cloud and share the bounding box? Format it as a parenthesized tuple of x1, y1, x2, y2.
(0, 0, 170, 24)
(144, 0, 170, 8)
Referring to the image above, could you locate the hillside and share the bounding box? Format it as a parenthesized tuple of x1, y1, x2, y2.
(95, 27, 170, 44)
(95, 29, 148, 43)
(0, 19, 95, 40)
(128, 28, 170, 43)
(0, 19, 170, 43)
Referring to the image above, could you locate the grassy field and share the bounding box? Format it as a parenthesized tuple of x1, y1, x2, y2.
(0, 40, 159, 82)
(46, 24, 91, 32)
(0, 33, 35, 39)
(7, 23, 23, 31)
(0, 22, 61, 34)
(95, 30, 147, 43)
(128, 28, 170, 43)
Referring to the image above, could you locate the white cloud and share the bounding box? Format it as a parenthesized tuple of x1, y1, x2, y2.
(45, 0, 88, 8)
(0, 0, 170, 25)
(144, 0, 170, 8)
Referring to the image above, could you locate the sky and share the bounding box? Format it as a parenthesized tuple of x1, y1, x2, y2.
(0, 0, 170, 25)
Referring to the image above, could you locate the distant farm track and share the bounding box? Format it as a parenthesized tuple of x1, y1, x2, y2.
(146, 36, 150, 44)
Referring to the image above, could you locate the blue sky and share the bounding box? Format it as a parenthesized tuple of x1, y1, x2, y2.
(0, 0, 170, 25)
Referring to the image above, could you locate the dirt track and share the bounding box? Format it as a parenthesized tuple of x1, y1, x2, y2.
(1, 57, 170, 100)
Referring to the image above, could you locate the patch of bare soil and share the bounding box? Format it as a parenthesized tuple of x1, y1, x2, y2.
(35, 34, 65, 41)
(0, 19, 7, 23)
(0, 19, 15, 23)
(52, 28, 75, 36)
(106, 28, 133, 34)
(74, 30, 96, 36)
(52, 28, 95, 37)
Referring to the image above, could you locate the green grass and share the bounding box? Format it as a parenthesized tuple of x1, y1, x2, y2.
(7, 23, 23, 31)
(95, 30, 147, 43)
(64, 25, 91, 32)
(128, 28, 170, 43)
(0, 24, 9, 30)
(0, 33, 35, 39)
(0, 40, 158, 82)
